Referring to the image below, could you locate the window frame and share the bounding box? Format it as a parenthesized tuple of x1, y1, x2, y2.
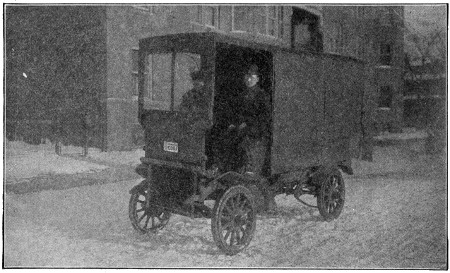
(203, 5, 219, 28)
(231, 5, 281, 38)
(278, 6, 284, 38)
(194, 5, 219, 28)
(143, 52, 173, 110)
(231, 5, 248, 32)
(141, 51, 202, 112)
(267, 6, 279, 37)
(131, 48, 140, 97)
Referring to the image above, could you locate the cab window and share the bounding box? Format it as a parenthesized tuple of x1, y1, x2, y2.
(142, 52, 201, 111)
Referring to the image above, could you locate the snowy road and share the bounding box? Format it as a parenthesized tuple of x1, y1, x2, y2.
(4, 166, 447, 268)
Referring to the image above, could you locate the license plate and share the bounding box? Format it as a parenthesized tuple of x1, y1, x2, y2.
(163, 141, 178, 153)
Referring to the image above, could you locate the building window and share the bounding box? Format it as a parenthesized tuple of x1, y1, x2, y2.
(256, 5, 279, 37)
(278, 6, 284, 38)
(378, 86, 393, 108)
(232, 6, 249, 32)
(380, 43, 392, 65)
(194, 6, 219, 28)
(204, 6, 219, 27)
(255, 6, 267, 35)
(131, 49, 139, 96)
(232, 5, 281, 37)
(194, 6, 202, 23)
(267, 6, 278, 36)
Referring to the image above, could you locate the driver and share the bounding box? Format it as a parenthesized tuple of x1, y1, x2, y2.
(231, 64, 276, 211)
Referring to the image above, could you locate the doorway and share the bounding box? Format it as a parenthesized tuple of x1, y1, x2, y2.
(206, 43, 273, 173)
(213, 43, 272, 130)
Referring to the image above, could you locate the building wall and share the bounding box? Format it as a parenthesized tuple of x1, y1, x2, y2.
(105, 6, 177, 150)
(5, 6, 108, 148)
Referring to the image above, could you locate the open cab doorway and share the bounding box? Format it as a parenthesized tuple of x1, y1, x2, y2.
(209, 43, 273, 175)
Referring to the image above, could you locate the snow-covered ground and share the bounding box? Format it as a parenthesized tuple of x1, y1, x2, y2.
(3, 130, 447, 268)
(4, 171, 446, 268)
(5, 140, 144, 183)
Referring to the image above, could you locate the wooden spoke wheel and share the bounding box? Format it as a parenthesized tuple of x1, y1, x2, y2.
(129, 188, 171, 234)
(211, 185, 256, 255)
(317, 168, 345, 221)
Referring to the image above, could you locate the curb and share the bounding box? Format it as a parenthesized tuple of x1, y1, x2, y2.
(5, 165, 140, 194)
(373, 136, 427, 147)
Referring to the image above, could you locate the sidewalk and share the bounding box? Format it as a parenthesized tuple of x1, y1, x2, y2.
(351, 128, 433, 178)
(4, 128, 438, 194)
(373, 127, 428, 146)
(5, 141, 143, 194)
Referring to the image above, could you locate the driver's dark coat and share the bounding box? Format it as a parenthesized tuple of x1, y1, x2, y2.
(234, 85, 271, 140)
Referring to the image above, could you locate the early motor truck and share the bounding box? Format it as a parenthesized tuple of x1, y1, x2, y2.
(129, 32, 365, 255)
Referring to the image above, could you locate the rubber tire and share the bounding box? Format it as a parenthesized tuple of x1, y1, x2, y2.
(129, 188, 171, 234)
(317, 168, 345, 221)
(211, 185, 256, 255)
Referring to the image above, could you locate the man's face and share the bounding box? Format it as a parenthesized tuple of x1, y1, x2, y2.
(245, 74, 259, 88)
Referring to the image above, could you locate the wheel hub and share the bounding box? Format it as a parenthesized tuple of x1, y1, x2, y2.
(233, 214, 245, 226)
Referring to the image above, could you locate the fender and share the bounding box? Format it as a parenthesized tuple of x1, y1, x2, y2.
(184, 171, 263, 204)
(129, 179, 151, 194)
(310, 165, 343, 185)
(135, 163, 149, 178)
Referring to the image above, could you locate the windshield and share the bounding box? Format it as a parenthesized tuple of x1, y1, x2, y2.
(141, 52, 201, 111)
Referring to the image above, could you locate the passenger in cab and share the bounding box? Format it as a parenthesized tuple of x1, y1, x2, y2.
(179, 69, 211, 134)
(180, 70, 209, 117)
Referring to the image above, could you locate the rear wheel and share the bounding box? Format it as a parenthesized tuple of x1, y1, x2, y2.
(211, 185, 256, 255)
(317, 168, 345, 221)
(129, 188, 171, 234)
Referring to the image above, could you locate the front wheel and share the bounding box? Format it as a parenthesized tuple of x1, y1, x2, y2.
(129, 188, 171, 234)
(211, 185, 256, 255)
(317, 168, 345, 221)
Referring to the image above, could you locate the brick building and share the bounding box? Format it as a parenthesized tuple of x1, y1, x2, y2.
(321, 5, 405, 133)
(6, 5, 404, 150)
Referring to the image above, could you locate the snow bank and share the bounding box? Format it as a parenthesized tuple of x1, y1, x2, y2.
(5, 141, 109, 181)
(351, 146, 417, 176)
(87, 148, 144, 166)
